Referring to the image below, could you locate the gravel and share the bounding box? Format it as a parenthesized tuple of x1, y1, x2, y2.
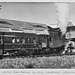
(0, 55, 75, 69)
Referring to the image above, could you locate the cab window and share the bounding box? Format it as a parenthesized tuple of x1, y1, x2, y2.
(49, 37, 51, 41)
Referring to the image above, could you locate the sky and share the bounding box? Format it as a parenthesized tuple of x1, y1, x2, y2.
(0, 2, 75, 26)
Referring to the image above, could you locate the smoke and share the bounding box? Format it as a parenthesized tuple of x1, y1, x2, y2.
(55, 2, 70, 35)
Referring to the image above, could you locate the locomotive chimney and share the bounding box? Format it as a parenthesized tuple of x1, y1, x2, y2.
(55, 2, 70, 35)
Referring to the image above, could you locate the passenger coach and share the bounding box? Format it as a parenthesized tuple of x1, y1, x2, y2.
(0, 28, 40, 58)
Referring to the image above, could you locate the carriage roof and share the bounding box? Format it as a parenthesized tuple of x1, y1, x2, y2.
(0, 19, 51, 35)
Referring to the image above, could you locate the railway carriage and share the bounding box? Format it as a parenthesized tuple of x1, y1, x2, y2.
(0, 28, 41, 58)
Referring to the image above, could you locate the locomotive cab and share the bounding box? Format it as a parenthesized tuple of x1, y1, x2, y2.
(48, 30, 65, 54)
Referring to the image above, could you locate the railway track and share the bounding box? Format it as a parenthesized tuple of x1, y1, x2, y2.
(3, 50, 75, 59)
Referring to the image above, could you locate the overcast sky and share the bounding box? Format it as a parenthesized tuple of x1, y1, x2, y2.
(0, 2, 75, 26)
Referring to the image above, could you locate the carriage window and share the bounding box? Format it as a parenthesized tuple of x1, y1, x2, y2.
(4, 37, 12, 43)
(16, 37, 20, 43)
(12, 37, 15, 43)
(33, 38, 36, 44)
(0, 36, 1, 44)
(29, 37, 35, 43)
(28, 37, 32, 43)
(21, 37, 25, 44)
(25, 38, 29, 43)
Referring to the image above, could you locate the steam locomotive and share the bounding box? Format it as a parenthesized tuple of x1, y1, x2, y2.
(0, 27, 65, 58)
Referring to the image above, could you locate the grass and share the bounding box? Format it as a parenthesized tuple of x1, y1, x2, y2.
(0, 55, 75, 69)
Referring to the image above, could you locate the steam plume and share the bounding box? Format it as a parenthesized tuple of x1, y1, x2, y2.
(55, 2, 70, 35)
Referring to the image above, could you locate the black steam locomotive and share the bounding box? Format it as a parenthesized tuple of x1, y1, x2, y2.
(0, 27, 65, 58)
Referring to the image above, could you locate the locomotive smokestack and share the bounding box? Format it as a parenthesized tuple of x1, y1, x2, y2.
(55, 2, 70, 35)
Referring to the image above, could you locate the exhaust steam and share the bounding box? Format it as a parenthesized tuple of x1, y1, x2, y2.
(55, 2, 70, 35)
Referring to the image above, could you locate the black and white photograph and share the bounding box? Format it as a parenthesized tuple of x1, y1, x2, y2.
(0, 1, 75, 70)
